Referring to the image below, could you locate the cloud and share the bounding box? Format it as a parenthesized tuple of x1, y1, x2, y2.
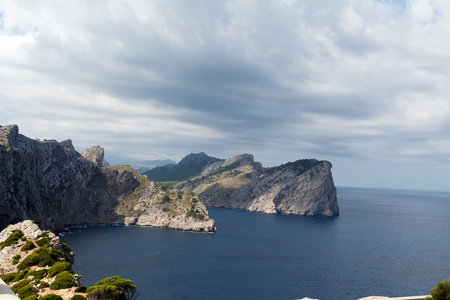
(1, 0, 450, 190)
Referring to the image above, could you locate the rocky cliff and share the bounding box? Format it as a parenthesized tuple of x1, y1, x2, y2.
(0, 125, 215, 232)
(175, 153, 339, 216)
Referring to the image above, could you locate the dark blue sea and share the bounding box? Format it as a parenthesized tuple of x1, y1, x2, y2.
(60, 187, 450, 300)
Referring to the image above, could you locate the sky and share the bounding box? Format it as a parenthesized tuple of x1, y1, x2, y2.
(1, 0, 450, 191)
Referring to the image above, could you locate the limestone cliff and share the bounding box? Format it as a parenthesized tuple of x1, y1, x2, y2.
(176, 154, 339, 216)
(0, 125, 215, 232)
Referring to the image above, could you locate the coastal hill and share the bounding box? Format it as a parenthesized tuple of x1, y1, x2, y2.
(0, 125, 215, 233)
(145, 153, 339, 217)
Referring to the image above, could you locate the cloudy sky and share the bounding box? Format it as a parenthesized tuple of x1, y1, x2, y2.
(1, 0, 450, 191)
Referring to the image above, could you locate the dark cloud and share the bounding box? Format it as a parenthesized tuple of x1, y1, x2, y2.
(1, 0, 450, 190)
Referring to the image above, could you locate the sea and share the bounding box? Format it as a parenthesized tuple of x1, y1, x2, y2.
(60, 187, 450, 300)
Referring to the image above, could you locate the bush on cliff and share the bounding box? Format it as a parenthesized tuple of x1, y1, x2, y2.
(426, 279, 450, 300)
(1, 230, 24, 249)
(39, 294, 63, 300)
(86, 276, 137, 300)
(21, 240, 36, 252)
(48, 261, 72, 277)
(17, 245, 64, 270)
(49, 271, 75, 290)
(71, 295, 87, 300)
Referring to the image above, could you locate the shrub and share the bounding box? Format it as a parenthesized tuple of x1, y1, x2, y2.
(29, 269, 47, 281)
(49, 271, 75, 290)
(11, 279, 31, 293)
(36, 238, 48, 247)
(23, 294, 38, 300)
(39, 294, 63, 300)
(48, 261, 72, 277)
(75, 286, 87, 293)
(21, 240, 36, 252)
(162, 195, 171, 202)
(17, 246, 64, 270)
(1, 230, 24, 249)
(62, 243, 73, 253)
(71, 295, 87, 300)
(87, 285, 125, 300)
(87, 276, 136, 300)
(426, 279, 450, 300)
(1, 272, 17, 284)
(13, 270, 29, 282)
(39, 281, 50, 289)
(12, 254, 21, 265)
(17, 284, 37, 299)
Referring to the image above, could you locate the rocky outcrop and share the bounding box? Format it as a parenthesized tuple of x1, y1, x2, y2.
(176, 154, 339, 217)
(0, 125, 215, 232)
(0, 221, 84, 300)
(80, 145, 104, 167)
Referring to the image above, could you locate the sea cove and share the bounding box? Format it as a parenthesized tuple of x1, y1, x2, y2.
(61, 187, 450, 300)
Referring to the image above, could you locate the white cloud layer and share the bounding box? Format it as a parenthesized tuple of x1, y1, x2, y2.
(1, 0, 450, 191)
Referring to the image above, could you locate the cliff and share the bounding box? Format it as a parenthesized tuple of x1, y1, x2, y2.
(0, 125, 215, 232)
(156, 153, 339, 216)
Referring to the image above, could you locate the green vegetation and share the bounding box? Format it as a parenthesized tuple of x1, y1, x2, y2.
(38, 281, 49, 289)
(75, 286, 87, 293)
(426, 279, 450, 300)
(186, 208, 205, 220)
(1, 230, 24, 249)
(40, 294, 63, 300)
(62, 243, 73, 253)
(23, 295, 38, 300)
(16, 283, 37, 299)
(17, 245, 64, 270)
(28, 269, 47, 281)
(71, 295, 87, 300)
(47, 261, 72, 277)
(36, 231, 50, 247)
(11, 279, 31, 293)
(12, 254, 21, 265)
(162, 194, 171, 202)
(21, 240, 36, 252)
(49, 270, 76, 290)
(87, 276, 137, 300)
(267, 159, 321, 176)
(1, 272, 18, 284)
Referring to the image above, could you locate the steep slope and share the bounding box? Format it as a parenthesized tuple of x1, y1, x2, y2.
(0, 125, 215, 232)
(175, 154, 339, 216)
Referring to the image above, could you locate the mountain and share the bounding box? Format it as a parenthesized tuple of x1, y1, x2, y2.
(143, 152, 222, 182)
(0, 125, 215, 232)
(132, 159, 176, 174)
(148, 152, 339, 217)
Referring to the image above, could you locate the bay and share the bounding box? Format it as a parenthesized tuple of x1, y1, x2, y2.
(60, 187, 450, 300)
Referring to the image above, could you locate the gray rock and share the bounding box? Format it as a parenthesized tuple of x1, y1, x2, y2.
(0, 125, 215, 232)
(81, 145, 104, 167)
(178, 156, 339, 217)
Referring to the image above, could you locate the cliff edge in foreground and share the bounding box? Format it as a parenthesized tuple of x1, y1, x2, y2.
(0, 125, 215, 232)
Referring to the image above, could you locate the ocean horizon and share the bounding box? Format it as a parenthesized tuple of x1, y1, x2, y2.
(61, 187, 450, 300)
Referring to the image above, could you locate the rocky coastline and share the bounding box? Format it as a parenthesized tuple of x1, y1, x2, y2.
(148, 153, 339, 217)
(0, 125, 215, 233)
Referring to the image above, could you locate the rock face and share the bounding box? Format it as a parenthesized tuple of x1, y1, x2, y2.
(0, 220, 83, 300)
(80, 145, 104, 167)
(175, 153, 339, 216)
(0, 125, 215, 232)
